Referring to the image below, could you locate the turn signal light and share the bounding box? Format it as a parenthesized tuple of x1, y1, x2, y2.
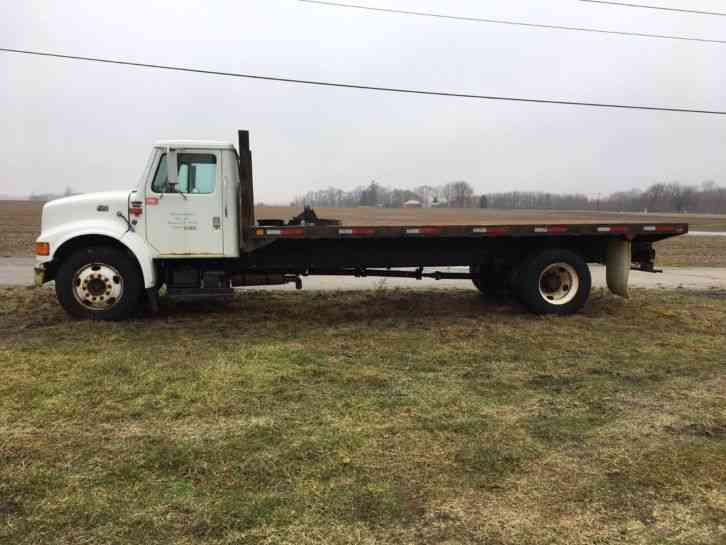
(36, 242, 50, 256)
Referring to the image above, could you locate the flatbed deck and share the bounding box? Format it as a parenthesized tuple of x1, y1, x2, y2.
(250, 222, 688, 240)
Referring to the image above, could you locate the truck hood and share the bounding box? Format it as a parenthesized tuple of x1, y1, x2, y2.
(41, 190, 132, 234)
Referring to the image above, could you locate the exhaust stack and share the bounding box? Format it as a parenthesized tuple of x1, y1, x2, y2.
(238, 130, 255, 251)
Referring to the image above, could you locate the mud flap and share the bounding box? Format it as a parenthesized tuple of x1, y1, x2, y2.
(146, 287, 160, 315)
(34, 265, 47, 287)
(606, 239, 631, 298)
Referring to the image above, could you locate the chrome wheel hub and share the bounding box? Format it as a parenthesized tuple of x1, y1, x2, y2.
(72, 263, 124, 311)
(538, 262, 579, 305)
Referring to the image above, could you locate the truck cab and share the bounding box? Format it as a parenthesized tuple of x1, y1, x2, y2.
(35, 136, 252, 320)
(133, 140, 241, 258)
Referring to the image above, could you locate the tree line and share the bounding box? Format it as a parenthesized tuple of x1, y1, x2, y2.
(28, 187, 76, 201)
(291, 181, 480, 209)
(291, 180, 726, 214)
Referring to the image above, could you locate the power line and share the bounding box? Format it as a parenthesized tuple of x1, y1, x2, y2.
(298, 0, 726, 45)
(579, 0, 726, 17)
(2, 47, 726, 115)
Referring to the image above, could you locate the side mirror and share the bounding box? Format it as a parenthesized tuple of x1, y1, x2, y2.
(167, 149, 178, 191)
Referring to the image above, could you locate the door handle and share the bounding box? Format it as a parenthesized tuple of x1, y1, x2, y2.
(212, 216, 221, 230)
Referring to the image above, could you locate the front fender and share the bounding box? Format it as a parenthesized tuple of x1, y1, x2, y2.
(120, 230, 158, 288)
(38, 220, 158, 288)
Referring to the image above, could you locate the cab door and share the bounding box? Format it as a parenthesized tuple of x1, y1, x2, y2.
(145, 150, 224, 256)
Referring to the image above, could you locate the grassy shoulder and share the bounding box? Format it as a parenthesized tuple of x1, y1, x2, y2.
(1, 287, 725, 544)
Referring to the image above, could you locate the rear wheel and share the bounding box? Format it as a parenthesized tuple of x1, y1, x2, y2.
(517, 249, 591, 315)
(470, 265, 486, 294)
(470, 264, 512, 296)
(56, 246, 143, 320)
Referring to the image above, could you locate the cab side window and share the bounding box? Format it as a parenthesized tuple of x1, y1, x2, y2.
(151, 153, 217, 194)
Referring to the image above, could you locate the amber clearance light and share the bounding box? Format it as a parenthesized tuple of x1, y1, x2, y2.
(36, 242, 50, 256)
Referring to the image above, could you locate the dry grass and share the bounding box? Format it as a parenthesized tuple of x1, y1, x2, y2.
(258, 206, 726, 230)
(0, 201, 43, 257)
(1, 287, 725, 544)
(656, 236, 726, 267)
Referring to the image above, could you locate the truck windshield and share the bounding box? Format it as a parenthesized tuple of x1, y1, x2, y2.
(151, 153, 217, 194)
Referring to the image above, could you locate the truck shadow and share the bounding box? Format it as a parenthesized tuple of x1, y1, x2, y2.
(137, 288, 722, 334)
(153, 288, 532, 325)
(149, 286, 683, 326)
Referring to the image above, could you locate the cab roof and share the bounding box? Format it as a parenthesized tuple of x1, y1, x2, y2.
(154, 140, 236, 150)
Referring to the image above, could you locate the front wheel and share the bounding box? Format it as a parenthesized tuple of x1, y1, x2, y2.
(516, 249, 591, 315)
(55, 246, 143, 320)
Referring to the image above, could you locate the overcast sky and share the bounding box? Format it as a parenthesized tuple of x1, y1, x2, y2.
(2, 0, 725, 203)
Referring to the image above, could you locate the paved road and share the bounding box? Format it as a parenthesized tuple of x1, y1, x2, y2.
(0, 258, 38, 287)
(3, 257, 725, 291)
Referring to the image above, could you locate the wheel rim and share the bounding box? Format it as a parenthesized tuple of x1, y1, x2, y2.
(72, 263, 124, 311)
(538, 262, 579, 306)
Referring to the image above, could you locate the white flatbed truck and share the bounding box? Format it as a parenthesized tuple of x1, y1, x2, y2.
(34, 130, 688, 320)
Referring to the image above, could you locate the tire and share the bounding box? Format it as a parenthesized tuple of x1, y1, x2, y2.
(469, 265, 486, 294)
(470, 264, 512, 296)
(55, 246, 143, 320)
(517, 249, 591, 315)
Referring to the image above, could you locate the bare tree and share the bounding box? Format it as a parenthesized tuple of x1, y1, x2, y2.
(444, 181, 475, 208)
(666, 183, 696, 213)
